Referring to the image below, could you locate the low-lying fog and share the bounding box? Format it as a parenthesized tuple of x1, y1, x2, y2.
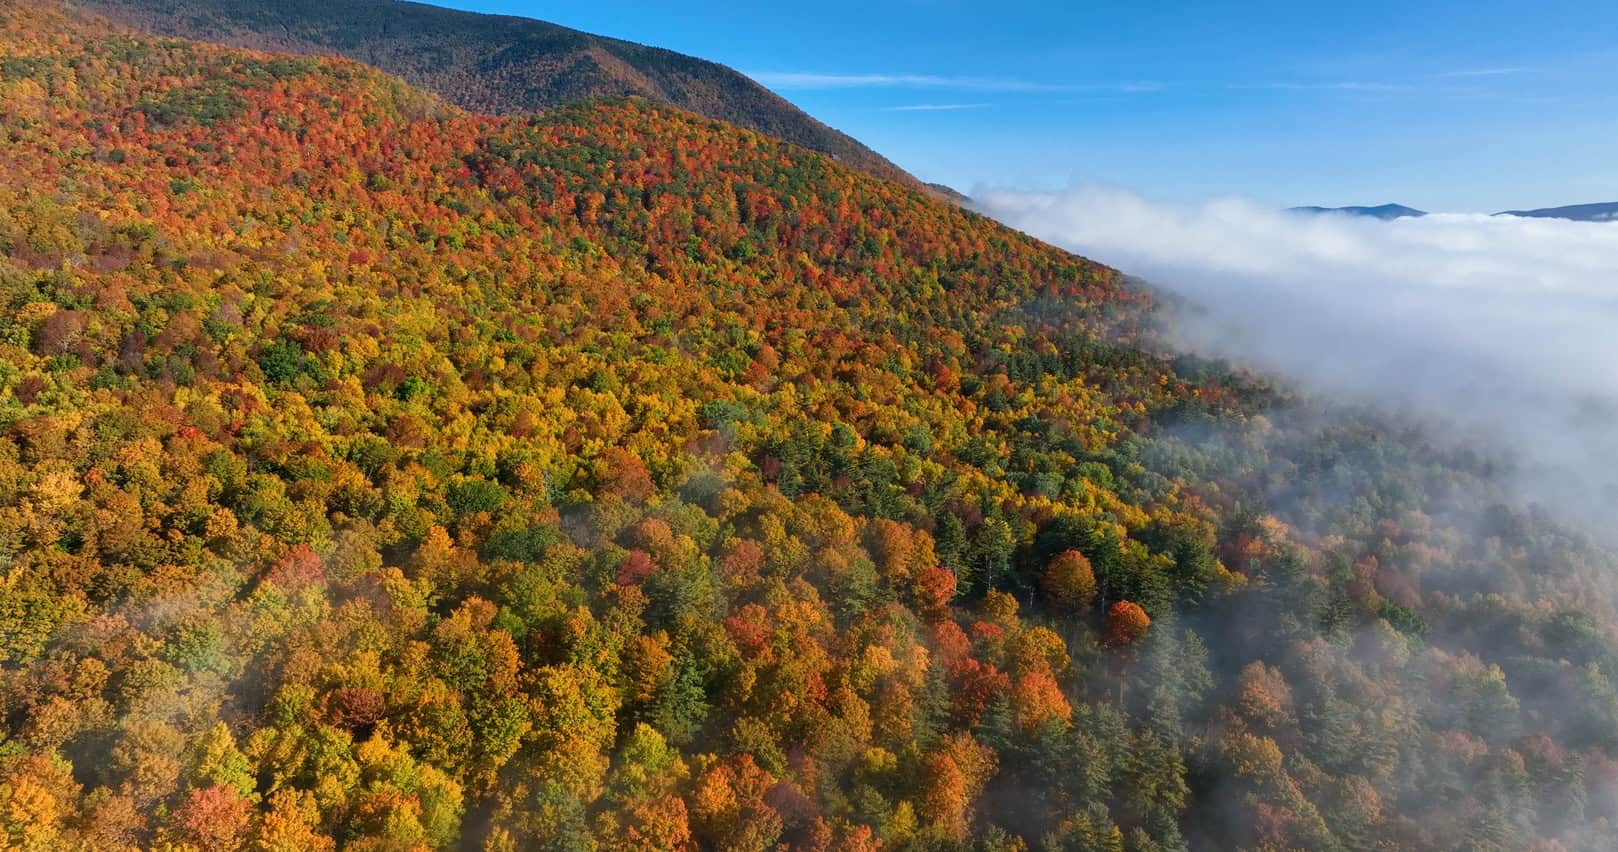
(978, 186, 1618, 537)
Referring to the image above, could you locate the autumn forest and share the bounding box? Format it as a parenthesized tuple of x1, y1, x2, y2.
(1, 3, 1617, 850)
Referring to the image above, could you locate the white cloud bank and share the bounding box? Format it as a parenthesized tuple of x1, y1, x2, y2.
(977, 186, 1618, 533)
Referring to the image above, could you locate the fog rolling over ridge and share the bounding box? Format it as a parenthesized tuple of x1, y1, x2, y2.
(979, 186, 1618, 536)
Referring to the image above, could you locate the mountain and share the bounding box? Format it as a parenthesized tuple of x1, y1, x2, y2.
(1289, 203, 1427, 219)
(6, 3, 1618, 850)
(68, 0, 925, 190)
(1293, 201, 1618, 222)
(1497, 201, 1618, 222)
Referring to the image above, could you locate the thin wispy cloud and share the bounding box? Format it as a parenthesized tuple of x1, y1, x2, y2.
(752, 66, 1532, 103)
(1329, 81, 1412, 91)
(747, 71, 959, 89)
(883, 103, 990, 112)
(759, 69, 1469, 99)
(756, 73, 1487, 97)
(1438, 67, 1525, 77)
(744, 71, 1158, 94)
(1231, 80, 1413, 93)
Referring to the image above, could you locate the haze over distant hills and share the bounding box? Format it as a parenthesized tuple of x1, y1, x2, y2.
(1293, 201, 1618, 222)
(1497, 201, 1618, 222)
(1288, 203, 1427, 220)
(70, 0, 925, 190)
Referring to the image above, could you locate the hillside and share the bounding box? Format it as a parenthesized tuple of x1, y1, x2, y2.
(68, 0, 925, 191)
(4, 3, 1618, 850)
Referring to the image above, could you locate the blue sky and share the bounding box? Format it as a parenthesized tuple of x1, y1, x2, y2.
(433, 1, 1618, 211)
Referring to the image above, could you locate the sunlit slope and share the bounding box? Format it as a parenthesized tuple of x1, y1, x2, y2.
(3, 3, 1618, 850)
(72, 0, 927, 191)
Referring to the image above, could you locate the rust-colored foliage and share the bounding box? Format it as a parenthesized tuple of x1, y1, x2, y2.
(0, 4, 1612, 850)
(1041, 548, 1097, 609)
(1104, 600, 1151, 647)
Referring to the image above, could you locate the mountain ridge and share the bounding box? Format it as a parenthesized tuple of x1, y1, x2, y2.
(1496, 200, 1618, 222)
(68, 0, 930, 192)
(1288, 203, 1427, 219)
(1293, 201, 1618, 222)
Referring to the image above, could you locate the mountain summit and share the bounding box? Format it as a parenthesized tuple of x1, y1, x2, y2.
(70, 0, 924, 189)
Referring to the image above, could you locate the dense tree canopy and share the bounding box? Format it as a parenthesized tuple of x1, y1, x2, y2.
(2, 3, 1618, 849)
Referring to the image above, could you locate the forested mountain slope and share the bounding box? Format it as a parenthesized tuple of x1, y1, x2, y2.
(69, 0, 925, 191)
(3, 3, 1618, 849)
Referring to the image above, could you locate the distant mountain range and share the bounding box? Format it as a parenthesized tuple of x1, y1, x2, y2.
(1496, 201, 1618, 222)
(1292, 201, 1618, 222)
(71, 0, 926, 191)
(1288, 203, 1427, 220)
